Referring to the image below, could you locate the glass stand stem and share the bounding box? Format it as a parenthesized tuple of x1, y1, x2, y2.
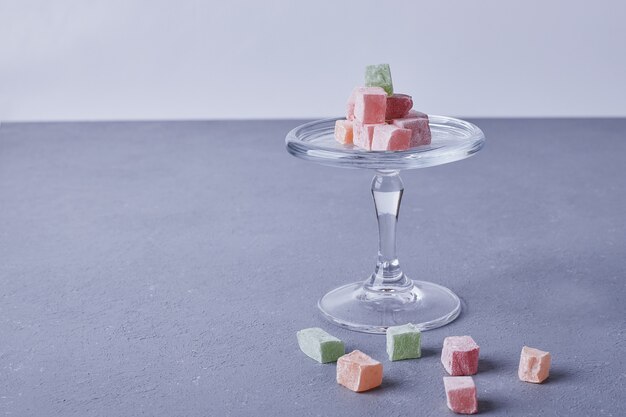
(317, 169, 462, 333)
(364, 170, 412, 292)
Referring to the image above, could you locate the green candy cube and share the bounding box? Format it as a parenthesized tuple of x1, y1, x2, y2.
(365, 64, 394, 96)
(386, 323, 421, 361)
(297, 327, 345, 363)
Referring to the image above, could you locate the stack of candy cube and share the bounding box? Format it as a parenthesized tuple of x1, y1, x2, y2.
(441, 336, 480, 414)
(334, 64, 432, 151)
(297, 325, 552, 415)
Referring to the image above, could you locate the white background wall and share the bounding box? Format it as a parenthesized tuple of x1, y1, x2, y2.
(1, 0, 625, 121)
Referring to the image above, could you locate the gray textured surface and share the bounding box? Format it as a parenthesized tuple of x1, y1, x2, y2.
(0, 119, 625, 416)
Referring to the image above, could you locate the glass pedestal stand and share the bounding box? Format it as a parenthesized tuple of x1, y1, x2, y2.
(286, 116, 485, 333)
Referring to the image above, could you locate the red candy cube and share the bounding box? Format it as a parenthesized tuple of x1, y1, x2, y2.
(441, 336, 480, 376)
(385, 94, 413, 120)
(391, 115, 431, 147)
(407, 109, 428, 118)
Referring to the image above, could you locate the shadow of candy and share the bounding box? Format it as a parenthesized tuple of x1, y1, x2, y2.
(376, 375, 403, 392)
(419, 347, 438, 359)
(478, 398, 501, 414)
(478, 357, 506, 374)
(540, 367, 570, 384)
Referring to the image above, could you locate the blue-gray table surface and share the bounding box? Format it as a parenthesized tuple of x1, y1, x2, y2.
(0, 119, 624, 416)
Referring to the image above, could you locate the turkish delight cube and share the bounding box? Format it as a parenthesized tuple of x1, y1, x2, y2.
(444, 376, 478, 414)
(337, 350, 383, 392)
(353, 87, 387, 124)
(297, 328, 345, 363)
(441, 336, 480, 376)
(386, 323, 421, 361)
(518, 346, 551, 383)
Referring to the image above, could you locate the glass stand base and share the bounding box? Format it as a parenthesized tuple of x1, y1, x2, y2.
(318, 279, 461, 334)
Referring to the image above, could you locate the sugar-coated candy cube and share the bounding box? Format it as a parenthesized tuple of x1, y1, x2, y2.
(353, 87, 387, 124)
(371, 125, 411, 151)
(441, 336, 480, 376)
(346, 87, 366, 121)
(392, 116, 431, 147)
(337, 350, 383, 392)
(297, 327, 345, 363)
(334, 119, 354, 145)
(407, 109, 428, 119)
(518, 346, 551, 383)
(444, 376, 478, 415)
(365, 64, 393, 96)
(353, 122, 377, 150)
(385, 94, 413, 120)
(386, 323, 421, 361)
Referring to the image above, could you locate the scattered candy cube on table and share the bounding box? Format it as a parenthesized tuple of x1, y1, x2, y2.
(353, 122, 377, 150)
(385, 94, 413, 120)
(518, 346, 551, 383)
(337, 350, 383, 392)
(353, 87, 387, 124)
(297, 327, 345, 363)
(334, 119, 354, 145)
(371, 125, 411, 151)
(392, 115, 431, 147)
(365, 64, 394, 96)
(386, 323, 421, 361)
(441, 336, 480, 376)
(444, 376, 478, 415)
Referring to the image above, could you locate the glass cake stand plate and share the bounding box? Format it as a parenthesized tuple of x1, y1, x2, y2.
(286, 115, 485, 334)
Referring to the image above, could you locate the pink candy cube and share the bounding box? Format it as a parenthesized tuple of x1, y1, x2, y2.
(391, 115, 431, 147)
(385, 94, 413, 120)
(353, 87, 387, 124)
(353, 122, 377, 150)
(371, 125, 411, 151)
(444, 376, 478, 415)
(334, 119, 354, 145)
(346, 87, 365, 121)
(518, 346, 551, 383)
(336, 350, 383, 392)
(441, 336, 480, 376)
